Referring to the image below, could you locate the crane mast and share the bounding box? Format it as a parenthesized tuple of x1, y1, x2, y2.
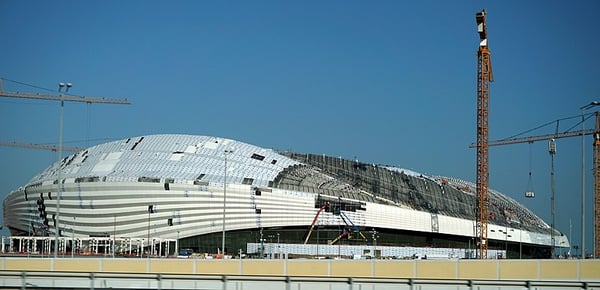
(475, 9, 493, 259)
(595, 114, 600, 258)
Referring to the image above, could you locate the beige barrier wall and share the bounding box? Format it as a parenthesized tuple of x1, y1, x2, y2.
(286, 259, 329, 276)
(373, 260, 413, 278)
(415, 260, 456, 279)
(458, 260, 497, 279)
(497, 260, 538, 280)
(581, 260, 600, 280)
(1, 258, 599, 281)
(54, 259, 99, 272)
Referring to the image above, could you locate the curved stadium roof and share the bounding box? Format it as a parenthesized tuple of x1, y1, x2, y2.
(15, 134, 552, 236)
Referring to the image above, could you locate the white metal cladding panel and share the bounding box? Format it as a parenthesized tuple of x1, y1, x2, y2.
(556, 233, 570, 247)
(364, 203, 431, 233)
(6, 182, 321, 240)
(437, 215, 474, 237)
(246, 188, 319, 228)
(5, 180, 558, 247)
(361, 201, 557, 246)
(3, 190, 30, 232)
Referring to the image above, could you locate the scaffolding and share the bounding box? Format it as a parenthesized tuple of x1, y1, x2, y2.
(1, 235, 176, 257)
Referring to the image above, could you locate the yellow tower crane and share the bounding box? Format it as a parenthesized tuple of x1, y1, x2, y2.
(594, 113, 600, 259)
(475, 9, 493, 259)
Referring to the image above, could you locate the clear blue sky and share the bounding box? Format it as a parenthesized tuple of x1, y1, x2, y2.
(1, 1, 599, 254)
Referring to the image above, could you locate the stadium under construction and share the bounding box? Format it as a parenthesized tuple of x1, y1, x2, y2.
(2, 134, 568, 259)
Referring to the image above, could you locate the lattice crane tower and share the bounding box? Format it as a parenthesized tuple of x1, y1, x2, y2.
(475, 9, 493, 259)
(594, 113, 600, 258)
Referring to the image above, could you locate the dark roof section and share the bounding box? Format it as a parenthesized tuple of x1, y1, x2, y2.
(275, 152, 553, 236)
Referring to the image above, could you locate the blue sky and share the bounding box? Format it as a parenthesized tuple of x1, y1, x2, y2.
(1, 1, 599, 254)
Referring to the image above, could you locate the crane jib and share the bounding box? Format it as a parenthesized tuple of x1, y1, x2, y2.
(469, 129, 596, 148)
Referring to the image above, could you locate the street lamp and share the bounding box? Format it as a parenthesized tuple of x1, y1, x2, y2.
(147, 205, 155, 258)
(176, 230, 180, 256)
(372, 228, 378, 259)
(54, 82, 71, 258)
(112, 215, 116, 258)
(508, 233, 513, 255)
(505, 232, 509, 259)
(259, 227, 264, 258)
(580, 101, 600, 259)
(277, 232, 280, 259)
(222, 148, 234, 257)
(71, 216, 76, 258)
(500, 228, 508, 259)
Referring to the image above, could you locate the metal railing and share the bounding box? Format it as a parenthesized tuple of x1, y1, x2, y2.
(0, 271, 598, 290)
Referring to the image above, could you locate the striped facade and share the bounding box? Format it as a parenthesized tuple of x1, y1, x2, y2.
(2, 134, 568, 258)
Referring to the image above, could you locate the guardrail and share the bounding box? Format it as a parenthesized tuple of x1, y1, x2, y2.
(0, 271, 599, 290)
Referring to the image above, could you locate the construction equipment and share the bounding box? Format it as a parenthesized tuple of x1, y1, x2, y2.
(594, 114, 600, 259)
(0, 78, 130, 153)
(0, 141, 84, 153)
(0, 78, 130, 104)
(470, 112, 600, 258)
(329, 211, 367, 245)
(549, 138, 557, 255)
(329, 230, 350, 245)
(475, 9, 493, 259)
(303, 203, 329, 244)
(0, 77, 130, 258)
(339, 212, 367, 241)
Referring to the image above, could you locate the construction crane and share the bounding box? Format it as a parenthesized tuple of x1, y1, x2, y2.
(594, 113, 600, 259)
(0, 78, 130, 104)
(475, 9, 493, 259)
(0, 141, 84, 153)
(0, 77, 130, 258)
(0, 79, 129, 154)
(470, 112, 600, 258)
